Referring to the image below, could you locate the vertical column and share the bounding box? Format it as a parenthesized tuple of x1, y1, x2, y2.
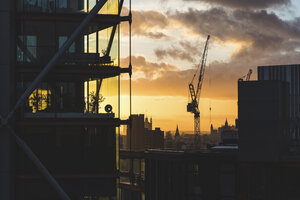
(0, 0, 15, 199)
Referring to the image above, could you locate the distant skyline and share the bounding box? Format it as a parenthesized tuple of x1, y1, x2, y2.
(120, 0, 300, 132)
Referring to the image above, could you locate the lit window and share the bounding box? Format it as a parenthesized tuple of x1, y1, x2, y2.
(29, 89, 51, 113)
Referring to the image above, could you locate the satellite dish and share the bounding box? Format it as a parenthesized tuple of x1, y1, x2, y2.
(105, 104, 112, 113)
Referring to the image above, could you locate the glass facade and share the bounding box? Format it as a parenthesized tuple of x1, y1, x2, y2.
(17, 0, 118, 14)
(17, 21, 119, 66)
(15, 0, 126, 199)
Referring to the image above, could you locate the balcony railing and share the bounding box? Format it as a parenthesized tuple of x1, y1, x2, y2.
(59, 53, 112, 65)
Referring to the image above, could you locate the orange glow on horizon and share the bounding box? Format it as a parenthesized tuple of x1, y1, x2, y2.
(120, 95, 237, 133)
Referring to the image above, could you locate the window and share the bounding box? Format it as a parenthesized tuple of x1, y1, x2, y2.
(17, 35, 37, 63)
(58, 36, 75, 53)
(58, 0, 67, 8)
(29, 89, 51, 113)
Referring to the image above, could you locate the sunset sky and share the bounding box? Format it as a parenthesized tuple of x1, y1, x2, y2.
(119, 0, 300, 133)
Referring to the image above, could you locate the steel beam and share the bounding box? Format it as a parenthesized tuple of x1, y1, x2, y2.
(17, 13, 130, 23)
(106, 0, 125, 56)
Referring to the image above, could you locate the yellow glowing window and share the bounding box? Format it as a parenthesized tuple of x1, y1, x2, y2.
(28, 89, 51, 113)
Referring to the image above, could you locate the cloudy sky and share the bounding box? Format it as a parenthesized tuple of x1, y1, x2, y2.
(119, 0, 300, 133)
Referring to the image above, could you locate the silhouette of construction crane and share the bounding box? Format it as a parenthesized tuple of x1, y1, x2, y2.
(187, 35, 210, 137)
(238, 69, 253, 82)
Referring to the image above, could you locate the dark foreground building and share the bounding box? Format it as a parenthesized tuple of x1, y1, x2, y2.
(145, 149, 237, 200)
(144, 149, 300, 200)
(0, 0, 131, 199)
(258, 64, 300, 147)
(238, 80, 290, 161)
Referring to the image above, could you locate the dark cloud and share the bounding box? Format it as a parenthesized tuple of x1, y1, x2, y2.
(121, 8, 170, 40)
(121, 56, 179, 79)
(121, 60, 239, 99)
(154, 40, 200, 62)
(121, 6, 300, 100)
(155, 48, 195, 62)
(169, 8, 300, 59)
(183, 0, 291, 9)
(146, 32, 169, 40)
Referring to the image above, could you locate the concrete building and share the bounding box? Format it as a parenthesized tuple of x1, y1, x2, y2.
(126, 114, 164, 151)
(0, 0, 132, 199)
(258, 64, 300, 145)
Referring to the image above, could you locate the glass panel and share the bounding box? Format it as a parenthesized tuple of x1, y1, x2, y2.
(99, 0, 118, 14)
(21, 0, 55, 13)
(88, 0, 96, 12)
(58, 36, 75, 53)
(88, 32, 97, 53)
(84, 81, 89, 112)
(17, 35, 37, 64)
(28, 88, 51, 113)
(84, 35, 88, 53)
(86, 80, 98, 113)
(17, 46, 24, 63)
(83, 76, 119, 116)
(116, 127, 120, 170)
(18, 0, 85, 13)
(17, 0, 120, 14)
(99, 76, 119, 117)
(98, 25, 110, 56)
(110, 25, 119, 66)
(57, 0, 67, 8)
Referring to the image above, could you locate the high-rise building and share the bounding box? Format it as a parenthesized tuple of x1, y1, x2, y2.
(0, 0, 131, 199)
(258, 64, 300, 145)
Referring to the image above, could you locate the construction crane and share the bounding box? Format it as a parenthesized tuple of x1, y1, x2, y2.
(187, 35, 210, 137)
(238, 69, 252, 81)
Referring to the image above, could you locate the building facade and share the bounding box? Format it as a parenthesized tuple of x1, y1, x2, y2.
(0, 0, 132, 199)
(238, 80, 290, 161)
(126, 114, 164, 151)
(258, 64, 300, 146)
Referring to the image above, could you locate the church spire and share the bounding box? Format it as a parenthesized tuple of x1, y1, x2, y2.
(225, 118, 228, 127)
(175, 124, 180, 137)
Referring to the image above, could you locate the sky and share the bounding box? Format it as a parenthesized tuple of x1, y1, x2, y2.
(119, 0, 300, 133)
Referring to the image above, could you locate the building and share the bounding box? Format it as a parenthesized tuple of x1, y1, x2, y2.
(219, 119, 238, 145)
(144, 148, 300, 200)
(119, 150, 145, 200)
(258, 64, 300, 146)
(0, 0, 132, 199)
(126, 114, 164, 151)
(238, 80, 290, 161)
(164, 131, 173, 149)
(166, 124, 221, 150)
(145, 149, 238, 200)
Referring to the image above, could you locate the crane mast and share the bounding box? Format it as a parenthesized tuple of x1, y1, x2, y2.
(187, 35, 210, 140)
